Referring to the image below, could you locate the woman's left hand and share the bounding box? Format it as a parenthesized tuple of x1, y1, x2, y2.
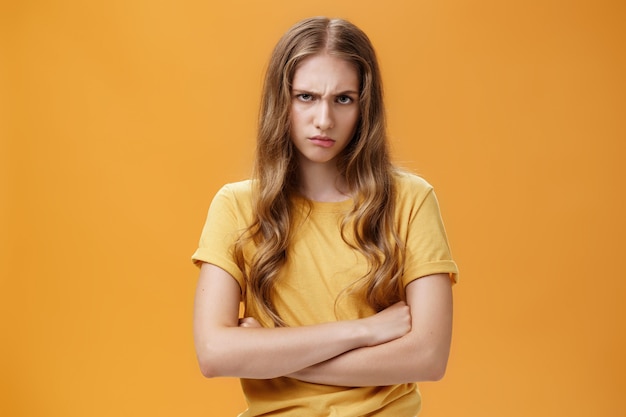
(238, 317, 262, 328)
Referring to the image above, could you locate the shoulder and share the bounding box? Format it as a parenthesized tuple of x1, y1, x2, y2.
(392, 170, 434, 204)
(208, 180, 256, 215)
(217, 179, 254, 197)
(214, 179, 255, 202)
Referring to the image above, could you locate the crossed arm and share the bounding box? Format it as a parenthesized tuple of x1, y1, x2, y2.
(193, 262, 453, 386)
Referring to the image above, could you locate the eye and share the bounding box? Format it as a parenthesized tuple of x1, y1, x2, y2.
(336, 95, 353, 104)
(296, 93, 314, 102)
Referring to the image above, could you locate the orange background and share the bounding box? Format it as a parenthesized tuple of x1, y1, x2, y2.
(1, 1, 624, 416)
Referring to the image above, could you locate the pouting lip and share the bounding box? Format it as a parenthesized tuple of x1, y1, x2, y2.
(309, 135, 335, 142)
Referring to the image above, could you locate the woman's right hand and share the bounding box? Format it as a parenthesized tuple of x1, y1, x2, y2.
(360, 301, 412, 346)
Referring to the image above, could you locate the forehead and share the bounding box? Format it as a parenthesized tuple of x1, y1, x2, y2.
(291, 54, 359, 92)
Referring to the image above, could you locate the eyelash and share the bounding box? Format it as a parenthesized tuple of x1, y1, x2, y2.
(295, 94, 354, 104)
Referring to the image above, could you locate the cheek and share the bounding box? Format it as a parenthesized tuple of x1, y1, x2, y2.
(347, 112, 360, 132)
(289, 109, 304, 139)
(290, 107, 304, 127)
(294, 110, 314, 136)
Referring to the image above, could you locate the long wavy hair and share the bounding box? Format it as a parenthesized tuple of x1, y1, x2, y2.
(234, 17, 403, 326)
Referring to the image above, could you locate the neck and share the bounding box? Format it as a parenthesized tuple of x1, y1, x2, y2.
(296, 158, 350, 202)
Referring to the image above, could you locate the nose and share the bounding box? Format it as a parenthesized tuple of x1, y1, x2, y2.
(314, 101, 334, 131)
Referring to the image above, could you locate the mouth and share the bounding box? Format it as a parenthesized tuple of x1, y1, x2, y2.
(309, 136, 335, 148)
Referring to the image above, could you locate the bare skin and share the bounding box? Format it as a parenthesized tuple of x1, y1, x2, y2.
(193, 263, 452, 385)
(194, 263, 413, 380)
(193, 53, 454, 385)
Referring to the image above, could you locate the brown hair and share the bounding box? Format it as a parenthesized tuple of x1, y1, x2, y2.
(234, 17, 403, 326)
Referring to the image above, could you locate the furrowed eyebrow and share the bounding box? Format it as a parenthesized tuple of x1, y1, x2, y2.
(292, 89, 359, 97)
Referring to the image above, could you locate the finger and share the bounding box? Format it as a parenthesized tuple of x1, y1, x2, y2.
(239, 317, 262, 328)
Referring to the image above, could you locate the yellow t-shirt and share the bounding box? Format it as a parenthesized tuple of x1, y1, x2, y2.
(192, 171, 458, 416)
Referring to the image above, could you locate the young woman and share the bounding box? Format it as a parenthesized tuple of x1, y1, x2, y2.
(192, 17, 458, 416)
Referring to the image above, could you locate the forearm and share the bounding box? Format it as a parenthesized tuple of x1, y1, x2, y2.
(194, 263, 412, 381)
(196, 319, 368, 380)
(287, 330, 450, 386)
(289, 274, 454, 387)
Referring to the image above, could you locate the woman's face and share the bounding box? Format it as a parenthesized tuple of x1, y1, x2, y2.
(289, 53, 360, 169)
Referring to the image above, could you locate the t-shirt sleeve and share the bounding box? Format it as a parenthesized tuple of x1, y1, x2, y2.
(191, 184, 246, 290)
(402, 186, 458, 287)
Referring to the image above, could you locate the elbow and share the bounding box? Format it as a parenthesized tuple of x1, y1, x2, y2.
(197, 357, 219, 379)
(197, 354, 232, 379)
(425, 349, 449, 382)
(411, 348, 450, 382)
(196, 344, 228, 379)
(417, 335, 452, 382)
(423, 359, 448, 381)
